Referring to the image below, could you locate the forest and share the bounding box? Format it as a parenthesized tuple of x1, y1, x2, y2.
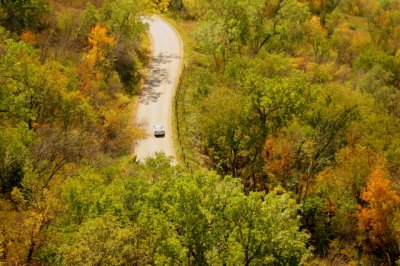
(0, 0, 399, 265)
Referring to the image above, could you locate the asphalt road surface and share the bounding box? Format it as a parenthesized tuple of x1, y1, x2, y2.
(134, 16, 183, 163)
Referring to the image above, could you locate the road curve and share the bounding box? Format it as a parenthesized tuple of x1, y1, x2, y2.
(134, 16, 183, 163)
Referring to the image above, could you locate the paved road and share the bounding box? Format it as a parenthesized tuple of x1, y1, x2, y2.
(134, 16, 183, 163)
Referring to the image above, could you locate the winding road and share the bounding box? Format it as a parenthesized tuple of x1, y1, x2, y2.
(134, 16, 183, 163)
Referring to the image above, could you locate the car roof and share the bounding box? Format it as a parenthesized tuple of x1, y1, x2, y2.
(153, 124, 164, 129)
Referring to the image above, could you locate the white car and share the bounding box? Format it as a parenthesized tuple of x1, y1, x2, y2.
(152, 124, 165, 137)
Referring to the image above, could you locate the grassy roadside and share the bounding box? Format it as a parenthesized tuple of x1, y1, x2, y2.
(161, 15, 200, 62)
(161, 14, 205, 170)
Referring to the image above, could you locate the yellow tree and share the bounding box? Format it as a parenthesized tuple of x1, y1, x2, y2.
(358, 165, 400, 261)
(84, 24, 116, 68)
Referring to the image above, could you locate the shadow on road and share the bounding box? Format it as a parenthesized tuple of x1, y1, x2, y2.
(140, 52, 180, 105)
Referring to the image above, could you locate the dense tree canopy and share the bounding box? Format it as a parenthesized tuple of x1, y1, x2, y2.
(36, 155, 310, 265)
(2, 0, 400, 265)
(177, 0, 400, 264)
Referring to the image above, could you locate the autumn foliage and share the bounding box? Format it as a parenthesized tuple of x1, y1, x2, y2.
(358, 166, 400, 255)
(2, 0, 400, 265)
(85, 24, 116, 67)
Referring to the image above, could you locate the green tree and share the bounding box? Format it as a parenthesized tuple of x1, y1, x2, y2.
(198, 87, 246, 177)
(169, 0, 184, 11)
(140, 157, 311, 265)
(197, 69, 311, 189)
(0, 39, 74, 128)
(79, 3, 100, 36)
(39, 155, 310, 265)
(195, 0, 310, 69)
(59, 215, 137, 265)
(101, 0, 147, 42)
(0, 124, 31, 193)
(0, 0, 49, 33)
(354, 49, 399, 84)
(264, 83, 359, 201)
